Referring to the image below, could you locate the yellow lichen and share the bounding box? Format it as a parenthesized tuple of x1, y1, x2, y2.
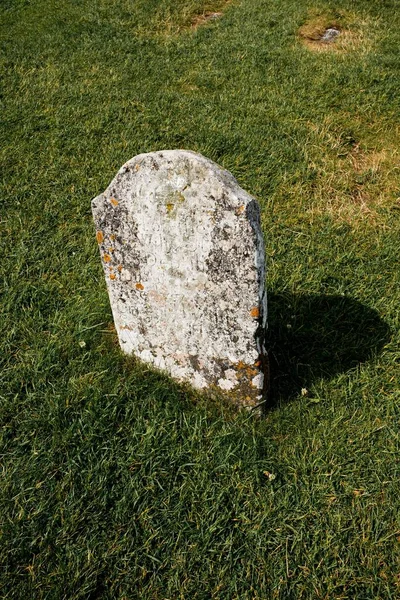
(136, 282, 144, 290)
(234, 360, 259, 382)
(110, 273, 116, 280)
(250, 307, 259, 318)
(165, 191, 186, 215)
(96, 231, 104, 243)
(110, 197, 119, 207)
(103, 253, 111, 263)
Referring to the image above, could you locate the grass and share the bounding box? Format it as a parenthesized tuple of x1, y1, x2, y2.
(1, 0, 400, 597)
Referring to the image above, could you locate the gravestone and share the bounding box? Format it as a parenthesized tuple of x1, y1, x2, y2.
(92, 150, 267, 408)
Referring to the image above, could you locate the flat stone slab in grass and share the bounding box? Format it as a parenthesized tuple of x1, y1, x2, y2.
(92, 150, 267, 408)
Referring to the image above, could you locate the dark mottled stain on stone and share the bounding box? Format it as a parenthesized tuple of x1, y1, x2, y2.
(189, 354, 201, 372)
(245, 199, 261, 227)
(206, 247, 240, 282)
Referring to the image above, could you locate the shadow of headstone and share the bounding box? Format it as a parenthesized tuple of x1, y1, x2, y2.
(266, 293, 391, 407)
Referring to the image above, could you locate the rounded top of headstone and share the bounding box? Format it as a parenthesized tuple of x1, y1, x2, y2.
(121, 149, 233, 180)
(108, 149, 252, 209)
(92, 149, 259, 224)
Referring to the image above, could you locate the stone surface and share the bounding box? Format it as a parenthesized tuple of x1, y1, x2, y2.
(92, 150, 267, 407)
(321, 27, 340, 43)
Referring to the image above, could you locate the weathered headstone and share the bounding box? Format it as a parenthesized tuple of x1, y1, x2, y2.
(92, 150, 267, 408)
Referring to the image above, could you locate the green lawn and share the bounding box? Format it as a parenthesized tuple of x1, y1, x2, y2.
(1, 0, 400, 597)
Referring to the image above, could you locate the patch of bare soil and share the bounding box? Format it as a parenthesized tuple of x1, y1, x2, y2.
(189, 0, 233, 31)
(298, 12, 368, 53)
(191, 11, 223, 29)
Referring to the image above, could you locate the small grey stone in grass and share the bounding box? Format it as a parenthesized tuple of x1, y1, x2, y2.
(321, 27, 340, 43)
(207, 12, 222, 20)
(92, 150, 268, 408)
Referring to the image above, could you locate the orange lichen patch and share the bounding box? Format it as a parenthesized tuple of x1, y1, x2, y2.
(254, 360, 261, 367)
(110, 197, 119, 207)
(96, 231, 104, 243)
(110, 234, 116, 241)
(250, 307, 259, 318)
(235, 361, 259, 381)
(166, 203, 174, 213)
(135, 164, 140, 172)
(109, 273, 116, 280)
(135, 282, 144, 290)
(103, 253, 111, 263)
(117, 265, 123, 272)
(236, 205, 245, 215)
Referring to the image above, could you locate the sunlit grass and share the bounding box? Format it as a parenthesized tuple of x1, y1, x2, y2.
(1, 0, 400, 597)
